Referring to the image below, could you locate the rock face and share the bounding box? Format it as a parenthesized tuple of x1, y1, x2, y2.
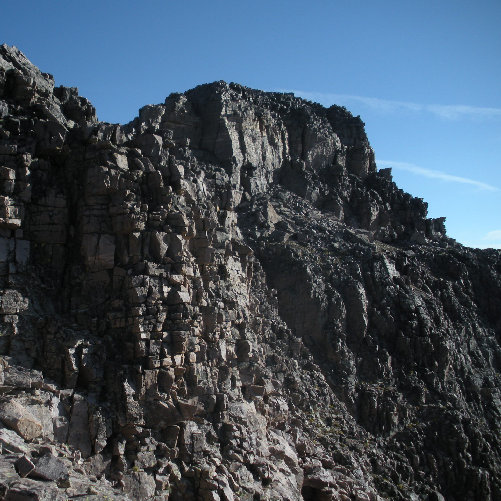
(0, 44, 500, 501)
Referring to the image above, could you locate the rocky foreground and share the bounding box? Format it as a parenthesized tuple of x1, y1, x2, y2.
(0, 44, 500, 500)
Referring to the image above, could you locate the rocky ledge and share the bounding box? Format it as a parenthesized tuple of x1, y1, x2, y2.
(0, 44, 499, 500)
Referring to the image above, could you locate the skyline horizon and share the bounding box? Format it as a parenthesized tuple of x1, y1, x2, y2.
(1, 0, 499, 249)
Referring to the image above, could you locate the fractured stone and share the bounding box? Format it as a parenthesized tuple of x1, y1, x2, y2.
(0, 401, 42, 441)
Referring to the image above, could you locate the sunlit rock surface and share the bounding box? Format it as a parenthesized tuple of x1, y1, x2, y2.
(0, 44, 500, 500)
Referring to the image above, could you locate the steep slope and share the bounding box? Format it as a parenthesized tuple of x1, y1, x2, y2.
(0, 44, 499, 501)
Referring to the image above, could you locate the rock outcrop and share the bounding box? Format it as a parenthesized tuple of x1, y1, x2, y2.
(0, 44, 500, 501)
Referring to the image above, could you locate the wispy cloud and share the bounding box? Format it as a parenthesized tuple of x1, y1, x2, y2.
(463, 240, 501, 250)
(477, 230, 501, 249)
(426, 104, 501, 120)
(282, 90, 501, 121)
(378, 160, 499, 192)
(484, 230, 501, 241)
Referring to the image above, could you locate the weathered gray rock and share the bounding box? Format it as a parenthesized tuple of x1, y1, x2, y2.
(14, 456, 35, 478)
(122, 471, 157, 499)
(0, 290, 28, 314)
(29, 453, 68, 482)
(4, 478, 66, 501)
(0, 427, 30, 454)
(67, 394, 92, 458)
(0, 43, 499, 501)
(0, 401, 42, 441)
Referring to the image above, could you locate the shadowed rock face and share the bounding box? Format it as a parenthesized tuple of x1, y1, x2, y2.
(0, 44, 499, 501)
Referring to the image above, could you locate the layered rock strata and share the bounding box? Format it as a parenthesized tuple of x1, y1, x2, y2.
(0, 44, 500, 501)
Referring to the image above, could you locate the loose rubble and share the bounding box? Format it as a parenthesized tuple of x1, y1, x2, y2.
(0, 44, 499, 500)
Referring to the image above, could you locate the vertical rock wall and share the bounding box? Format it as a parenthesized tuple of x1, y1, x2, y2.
(0, 45, 500, 501)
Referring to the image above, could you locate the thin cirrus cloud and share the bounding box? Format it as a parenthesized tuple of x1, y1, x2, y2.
(283, 90, 501, 120)
(378, 160, 499, 192)
(484, 230, 501, 241)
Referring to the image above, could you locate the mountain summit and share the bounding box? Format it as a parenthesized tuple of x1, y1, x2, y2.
(0, 44, 500, 500)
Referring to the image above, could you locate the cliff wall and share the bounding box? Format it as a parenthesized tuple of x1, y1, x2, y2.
(0, 45, 499, 501)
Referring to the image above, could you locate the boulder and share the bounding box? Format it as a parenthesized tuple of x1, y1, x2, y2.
(0, 401, 42, 441)
(29, 453, 69, 482)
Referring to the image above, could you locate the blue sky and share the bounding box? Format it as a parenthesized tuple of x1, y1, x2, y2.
(1, 1, 500, 248)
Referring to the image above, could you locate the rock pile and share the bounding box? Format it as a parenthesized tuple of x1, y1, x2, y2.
(0, 44, 499, 500)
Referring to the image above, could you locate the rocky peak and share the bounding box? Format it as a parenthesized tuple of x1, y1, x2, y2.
(0, 44, 96, 127)
(132, 79, 375, 179)
(0, 45, 499, 501)
(126, 80, 442, 244)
